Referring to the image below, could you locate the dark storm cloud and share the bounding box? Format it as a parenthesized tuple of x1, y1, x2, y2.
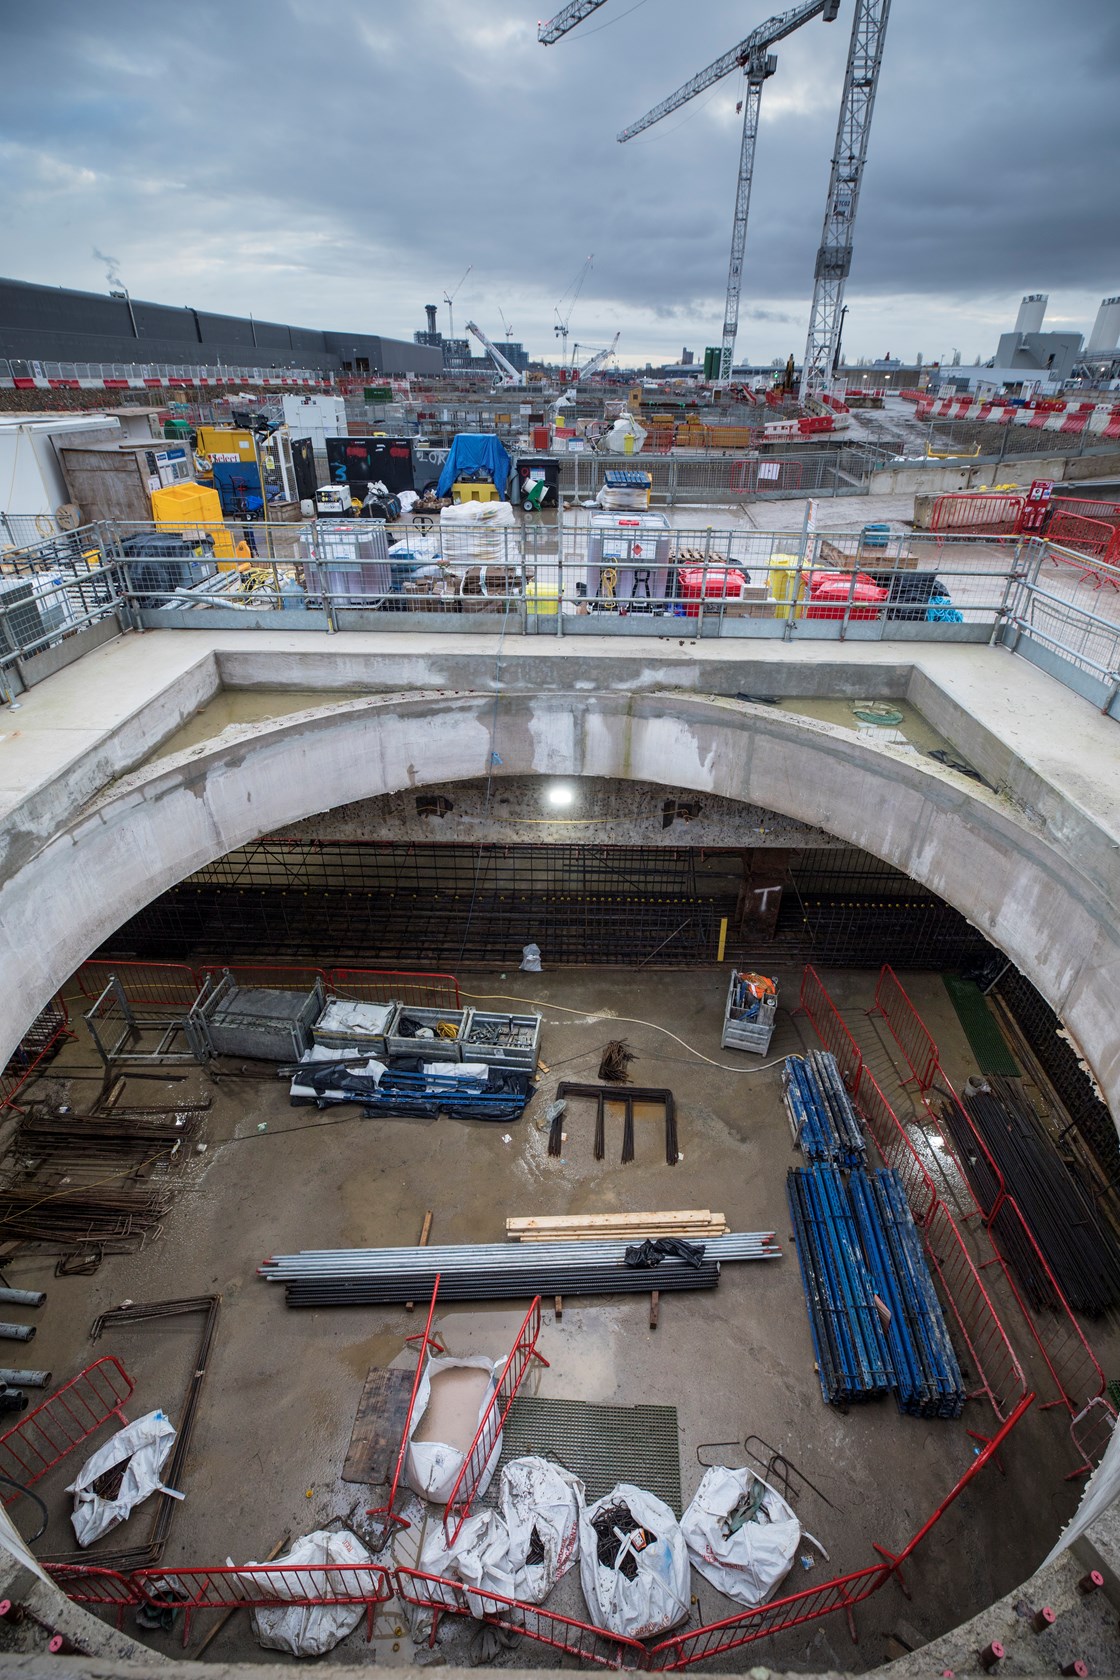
(1, 0, 1117, 362)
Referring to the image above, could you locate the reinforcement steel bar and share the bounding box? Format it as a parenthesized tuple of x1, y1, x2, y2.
(281, 1262, 721, 1308)
(260, 1232, 778, 1278)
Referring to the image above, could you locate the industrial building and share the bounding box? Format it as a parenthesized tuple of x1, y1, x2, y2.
(0, 277, 442, 380)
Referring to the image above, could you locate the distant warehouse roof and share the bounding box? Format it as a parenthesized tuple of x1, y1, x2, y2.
(0, 276, 441, 378)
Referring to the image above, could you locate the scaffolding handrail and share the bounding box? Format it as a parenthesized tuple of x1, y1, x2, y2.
(0, 1357, 133, 1494)
(443, 1295, 549, 1546)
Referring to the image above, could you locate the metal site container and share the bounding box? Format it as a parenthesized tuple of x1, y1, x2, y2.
(312, 997, 398, 1060)
(461, 1010, 541, 1070)
(384, 1004, 472, 1062)
(202, 974, 325, 1062)
(721, 970, 778, 1055)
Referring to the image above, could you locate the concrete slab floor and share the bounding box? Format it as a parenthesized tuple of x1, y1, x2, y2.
(3, 966, 1098, 1671)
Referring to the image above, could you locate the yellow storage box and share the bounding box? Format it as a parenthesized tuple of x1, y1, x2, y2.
(151, 481, 236, 562)
(452, 481, 500, 504)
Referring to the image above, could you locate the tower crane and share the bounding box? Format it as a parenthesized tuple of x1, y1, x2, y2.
(799, 0, 891, 402)
(538, 1, 611, 44)
(618, 1, 840, 385)
(442, 264, 472, 341)
(554, 254, 593, 365)
(574, 333, 620, 381)
(465, 321, 527, 387)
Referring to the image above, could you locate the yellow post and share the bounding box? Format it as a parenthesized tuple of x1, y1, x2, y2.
(716, 917, 728, 964)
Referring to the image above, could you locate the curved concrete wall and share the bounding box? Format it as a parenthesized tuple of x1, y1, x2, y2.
(3, 688, 1117, 1114)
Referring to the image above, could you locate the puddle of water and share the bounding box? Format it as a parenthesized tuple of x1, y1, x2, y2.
(774, 696, 972, 763)
(144, 688, 366, 764)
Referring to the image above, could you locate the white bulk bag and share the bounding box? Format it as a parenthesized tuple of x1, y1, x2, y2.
(236, 1528, 378, 1657)
(578, 1483, 690, 1640)
(421, 1455, 583, 1614)
(681, 1467, 800, 1608)
(68, 1409, 179, 1547)
(404, 1355, 501, 1506)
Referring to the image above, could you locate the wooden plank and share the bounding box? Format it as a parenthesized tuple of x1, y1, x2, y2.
(406, 1209, 434, 1312)
(518, 1226, 728, 1242)
(508, 1210, 722, 1235)
(342, 1367, 414, 1486)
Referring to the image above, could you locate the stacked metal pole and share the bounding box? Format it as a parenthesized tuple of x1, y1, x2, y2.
(258, 1231, 780, 1308)
(784, 1052, 866, 1165)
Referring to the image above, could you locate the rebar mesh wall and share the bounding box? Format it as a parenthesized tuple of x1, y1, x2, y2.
(100, 841, 988, 970)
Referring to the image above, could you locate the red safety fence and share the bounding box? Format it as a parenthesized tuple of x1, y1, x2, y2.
(196, 961, 329, 994)
(0, 995, 70, 1112)
(922, 1199, 1028, 1422)
(1050, 494, 1120, 529)
(798, 967, 862, 1092)
(75, 960, 200, 1011)
(1047, 512, 1120, 562)
(1066, 1395, 1116, 1481)
(647, 1563, 885, 1669)
(928, 493, 1025, 535)
(131, 1561, 396, 1647)
(0, 1357, 133, 1493)
(443, 1295, 549, 1546)
(333, 968, 462, 1010)
(396, 1567, 648, 1669)
(365, 1277, 446, 1541)
(44, 1565, 143, 1629)
(870, 966, 938, 1093)
(855, 1067, 938, 1228)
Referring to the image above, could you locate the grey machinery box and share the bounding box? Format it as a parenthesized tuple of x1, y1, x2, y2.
(202, 974, 325, 1061)
(384, 1004, 473, 1062)
(461, 1011, 542, 1070)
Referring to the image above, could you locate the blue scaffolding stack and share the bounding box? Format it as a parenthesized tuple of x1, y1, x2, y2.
(784, 1051, 867, 1166)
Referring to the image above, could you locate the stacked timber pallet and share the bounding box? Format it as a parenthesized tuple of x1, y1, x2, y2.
(506, 1210, 729, 1243)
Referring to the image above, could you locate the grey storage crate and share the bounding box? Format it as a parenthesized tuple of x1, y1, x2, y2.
(202, 973, 325, 1062)
(721, 971, 778, 1055)
(461, 1010, 541, 1070)
(385, 1004, 472, 1062)
(313, 997, 398, 1059)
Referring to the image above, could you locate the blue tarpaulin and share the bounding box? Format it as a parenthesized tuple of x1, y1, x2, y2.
(436, 434, 511, 500)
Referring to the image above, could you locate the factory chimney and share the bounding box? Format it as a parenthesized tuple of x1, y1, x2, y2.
(1014, 294, 1047, 336)
(425, 303, 438, 335)
(1087, 296, 1120, 356)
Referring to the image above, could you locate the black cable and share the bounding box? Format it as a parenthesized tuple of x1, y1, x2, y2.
(0, 1473, 48, 1543)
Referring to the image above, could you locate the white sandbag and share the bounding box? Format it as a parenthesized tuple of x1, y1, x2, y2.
(419, 1455, 583, 1619)
(235, 1528, 377, 1657)
(578, 1483, 690, 1640)
(67, 1409, 179, 1547)
(404, 1356, 501, 1506)
(315, 999, 394, 1036)
(681, 1467, 800, 1608)
(520, 943, 542, 973)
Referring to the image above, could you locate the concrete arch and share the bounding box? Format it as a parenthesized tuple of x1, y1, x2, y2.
(3, 687, 1117, 1122)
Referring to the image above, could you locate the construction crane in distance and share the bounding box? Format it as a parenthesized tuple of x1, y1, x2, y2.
(554, 254, 594, 365)
(619, 0, 840, 384)
(538, 0, 611, 44)
(443, 265, 472, 341)
(800, 0, 891, 402)
(465, 321, 527, 387)
(574, 333, 621, 381)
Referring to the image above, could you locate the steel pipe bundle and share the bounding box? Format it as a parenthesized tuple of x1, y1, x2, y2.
(260, 1230, 780, 1308)
(784, 1052, 866, 1166)
(788, 1163, 890, 1404)
(788, 1165, 963, 1416)
(849, 1170, 964, 1418)
(943, 1077, 1120, 1317)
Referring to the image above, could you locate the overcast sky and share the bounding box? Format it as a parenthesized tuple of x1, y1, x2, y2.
(2, 0, 1118, 367)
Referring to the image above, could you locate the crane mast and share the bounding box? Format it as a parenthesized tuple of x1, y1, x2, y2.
(575, 333, 620, 381)
(617, 1, 838, 382)
(465, 321, 526, 387)
(799, 0, 891, 402)
(538, 0, 611, 44)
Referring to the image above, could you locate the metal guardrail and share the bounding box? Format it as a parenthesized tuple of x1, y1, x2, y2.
(0, 518, 1116, 718)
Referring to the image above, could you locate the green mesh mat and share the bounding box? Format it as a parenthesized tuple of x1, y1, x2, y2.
(497, 1398, 681, 1514)
(942, 975, 1020, 1076)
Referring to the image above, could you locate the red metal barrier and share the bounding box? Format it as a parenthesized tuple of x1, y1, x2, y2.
(798, 967, 862, 1092)
(1066, 1396, 1116, 1480)
(871, 966, 938, 1093)
(366, 1277, 446, 1540)
(76, 960, 200, 1011)
(647, 1563, 886, 1669)
(0, 1357, 133, 1493)
(332, 968, 462, 1010)
(132, 1561, 395, 1647)
(44, 1564, 143, 1629)
(396, 1567, 648, 1669)
(922, 1200, 1028, 1422)
(928, 492, 1025, 535)
(0, 996, 70, 1112)
(443, 1295, 549, 1545)
(855, 1067, 938, 1228)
